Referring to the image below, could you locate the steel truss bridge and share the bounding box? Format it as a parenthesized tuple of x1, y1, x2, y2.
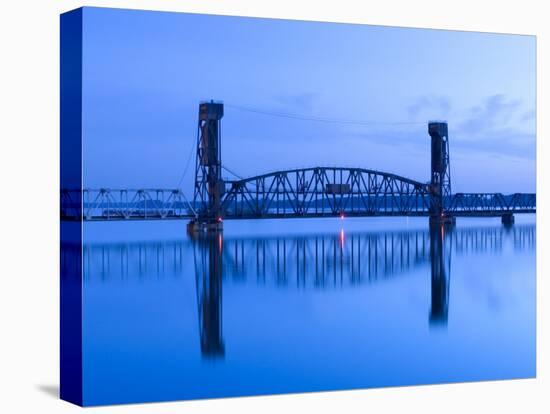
(61, 175, 535, 221)
(60, 102, 535, 223)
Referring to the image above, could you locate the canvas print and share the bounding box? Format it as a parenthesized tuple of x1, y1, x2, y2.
(60, 7, 536, 406)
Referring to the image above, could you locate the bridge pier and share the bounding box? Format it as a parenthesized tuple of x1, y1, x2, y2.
(429, 215, 456, 227)
(187, 219, 223, 235)
(501, 213, 515, 225)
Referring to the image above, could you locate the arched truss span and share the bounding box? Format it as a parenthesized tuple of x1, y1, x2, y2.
(221, 167, 432, 219)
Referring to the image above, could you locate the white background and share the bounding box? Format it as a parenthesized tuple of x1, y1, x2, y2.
(0, 1, 547, 412)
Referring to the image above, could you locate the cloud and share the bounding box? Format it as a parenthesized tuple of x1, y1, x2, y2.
(452, 128, 535, 159)
(520, 109, 536, 122)
(349, 94, 535, 161)
(407, 95, 451, 119)
(458, 94, 522, 134)
(451, 94, 535, 159)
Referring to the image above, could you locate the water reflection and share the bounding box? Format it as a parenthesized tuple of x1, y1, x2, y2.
(429, 224, 451, 326)
(194, 234, 225, 358)
(70, 224, 535, 360)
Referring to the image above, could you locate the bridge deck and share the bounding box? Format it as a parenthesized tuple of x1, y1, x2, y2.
(61, 188, 535, 221)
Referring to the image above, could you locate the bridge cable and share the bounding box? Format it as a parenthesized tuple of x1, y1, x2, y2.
(174, 135, 198, 215)
(225, 103, 425, 127)
(222, 165, 259, 188)
(176, 139, 196, 190)
(222, 165, 245, 180)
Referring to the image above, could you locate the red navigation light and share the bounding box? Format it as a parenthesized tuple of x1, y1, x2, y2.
(217, 216, 223, 223)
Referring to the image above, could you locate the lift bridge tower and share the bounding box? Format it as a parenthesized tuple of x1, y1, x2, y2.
(188, 101, 225, 233)
(429, 122, 455, 226)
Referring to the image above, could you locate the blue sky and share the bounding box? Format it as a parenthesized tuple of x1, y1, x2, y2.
(81, 7, 536, 194)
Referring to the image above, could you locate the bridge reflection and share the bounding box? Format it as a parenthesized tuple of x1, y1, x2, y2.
(69, 224, 535, 359)
(429, 224, 451, 326)
(194, 234, 225, 358)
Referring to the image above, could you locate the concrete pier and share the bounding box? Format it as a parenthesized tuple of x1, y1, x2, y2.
(501, 213, 515, 225)
(429, 215, 456, 227)
(187, 220, 223, 235)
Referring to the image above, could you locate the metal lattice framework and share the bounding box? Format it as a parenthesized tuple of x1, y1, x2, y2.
(448, 193, 536, 215)
(220, 167, 432, 218)
(60, 186, 536, 221)
(61, 189, 192, 221)
(60, 104, 536, 222)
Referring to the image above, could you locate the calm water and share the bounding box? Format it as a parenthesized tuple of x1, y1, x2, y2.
(70, 216, 535, 405)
